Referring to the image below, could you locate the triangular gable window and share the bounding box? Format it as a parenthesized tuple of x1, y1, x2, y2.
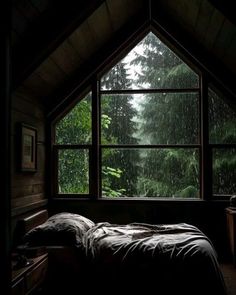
(101, 32, 199, 90)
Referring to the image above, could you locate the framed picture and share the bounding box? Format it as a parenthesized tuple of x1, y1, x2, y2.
(20, 123, 37, 172)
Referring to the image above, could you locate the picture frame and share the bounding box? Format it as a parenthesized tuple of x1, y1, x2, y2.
(20, 123, 37, 172)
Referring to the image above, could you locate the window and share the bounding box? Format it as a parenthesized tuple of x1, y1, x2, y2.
(55, 92, 92, 194)
(52, 31, 236, 200)
(208, 88, 236, 197)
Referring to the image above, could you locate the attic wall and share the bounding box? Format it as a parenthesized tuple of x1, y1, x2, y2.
(11, 86, 47, 245)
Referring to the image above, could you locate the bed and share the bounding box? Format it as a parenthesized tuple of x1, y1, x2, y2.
(16, 210, 227, 295)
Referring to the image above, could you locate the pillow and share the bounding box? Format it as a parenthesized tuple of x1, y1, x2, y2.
(23, 212, 95, 247)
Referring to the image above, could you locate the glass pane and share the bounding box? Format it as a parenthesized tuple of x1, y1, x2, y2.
(55, 92, 92, 144)
(101, 32, 198, 90)
(209, 88, 236, 144)
(101, 93, 199, 144)
(213, 148, 236, 195)
(102, 148, 200, 198)
(58, 149, 89, 194)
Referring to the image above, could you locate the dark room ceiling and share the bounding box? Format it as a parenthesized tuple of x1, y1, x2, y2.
(12, 0, 236, 113)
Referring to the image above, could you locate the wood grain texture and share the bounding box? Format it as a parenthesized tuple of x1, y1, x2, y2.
(51, 40, 82, 75)
(194, 1, 214, 40)
(87, 2, 112, 47)
(203, 9, 225, 50)
(11, 86, 46, 216)
(212, 19, 236, 59)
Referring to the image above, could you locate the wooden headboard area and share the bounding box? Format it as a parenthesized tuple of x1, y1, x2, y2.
(13, 210, 48, 247)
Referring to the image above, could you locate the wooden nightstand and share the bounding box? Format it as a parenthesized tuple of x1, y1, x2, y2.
(12, 253, 48, 295)
(226, 207, 236, 266)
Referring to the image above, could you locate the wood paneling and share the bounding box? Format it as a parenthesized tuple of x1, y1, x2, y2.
(22, 73, 54, 100)
(87, 3, 112, 47)
(203, 9, 225, 50)
(36, 58, 66, 87)
(12, 0, 106, 88)
(126, 0, 145, 17)
(11, 89, 47, 214)
(106, 0, 130, 31)
(51, 40, 82, 75)
(158, 0, 202, 33)
(12, 92, 45, 120)
(11, 194, 45, 208)
(194, 1, 215, 40)
(212, 19, 236, 58)
(68, 21, 97, 60)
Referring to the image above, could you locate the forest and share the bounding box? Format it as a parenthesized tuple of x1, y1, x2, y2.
(55, 32, 236, 198)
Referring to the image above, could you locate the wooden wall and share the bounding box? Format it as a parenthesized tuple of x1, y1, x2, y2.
(11, 86, 47, 247)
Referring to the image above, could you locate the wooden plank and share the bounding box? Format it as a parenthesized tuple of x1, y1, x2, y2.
(12, 93, 45, 120)
(87, 2, 112, 47)
(51, 39, 82, 75)
(13, 85, 45, 109)
(208, 0, 236, 27)
(68, 20, 97, 60)
(106, 0, 130, 31)
(22, 72, 54, 99)
(12, 83, 44, 110)
(203, 9, 225, 50)
(11, 169, 45, 185)
(194, 0, 214, 40)
(212, 19, 236, 58)
(125, 0, 145, 18)
(36, 57, 66, 87)
(12, 185, 45, 199)
(160, 0, 202, 33)
(11, 200, 48, 217)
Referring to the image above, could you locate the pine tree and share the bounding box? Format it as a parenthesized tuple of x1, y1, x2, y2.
(131, 32, 200, 197)
(101, 61, 139, 196)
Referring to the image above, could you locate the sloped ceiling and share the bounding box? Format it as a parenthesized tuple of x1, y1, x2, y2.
(12, 0, 236, 114)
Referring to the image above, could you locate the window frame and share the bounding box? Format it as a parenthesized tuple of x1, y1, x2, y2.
(50, 29, 235, 201)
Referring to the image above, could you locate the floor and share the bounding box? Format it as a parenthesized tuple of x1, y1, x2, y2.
(220, 263, 236, 295)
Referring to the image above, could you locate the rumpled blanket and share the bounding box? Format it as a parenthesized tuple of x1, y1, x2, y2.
(83, 222, 227, 295)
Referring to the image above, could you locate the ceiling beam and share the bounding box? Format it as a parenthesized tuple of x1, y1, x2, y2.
(12, 0, 105, 89)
